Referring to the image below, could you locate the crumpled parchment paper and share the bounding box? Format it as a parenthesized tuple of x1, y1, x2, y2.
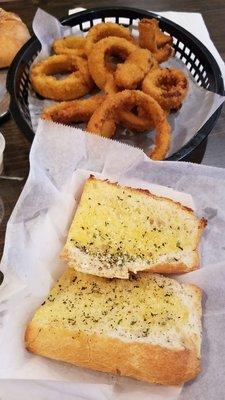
(0, 119, 225, 400)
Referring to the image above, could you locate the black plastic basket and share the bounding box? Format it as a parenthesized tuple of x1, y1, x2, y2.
(7, 6, 224, 161)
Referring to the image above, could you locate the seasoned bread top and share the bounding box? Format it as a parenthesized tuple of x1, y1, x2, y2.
(26, 267, 202, 354)
(61, 177, 206, 278)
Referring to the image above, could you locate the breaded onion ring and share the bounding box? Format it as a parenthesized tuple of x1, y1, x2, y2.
(142, 68, 188, 110)
(103, 75, 154, 132)
(155, 23, 173, 48)
(117, 107, 154, 132)
(104, 55, 158, 131)
(42, 94, 105, 124)
(85, 22, 135, 55)
(139, 18, 173, 63)
(101, 120, 117, 138)
(104, 74, 119, 95)
(88, 37, 137, 90)
(30, 54, 93, 101)
(87, 90, 171, 160)
(53, 35, 86, 58)
(117, 103, 168, 133)
(114, 48, 156, 89)
(154, 45, 172, 63)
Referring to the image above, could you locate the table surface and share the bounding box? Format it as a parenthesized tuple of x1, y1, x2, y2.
(0, 0, 224, 258)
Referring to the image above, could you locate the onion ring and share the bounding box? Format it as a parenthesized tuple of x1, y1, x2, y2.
(114, 48, 156, 89)
(155, 24, 173, 48)
(30, 54, 93, 101)
(88, 37, 137, 90)
(117, 107, 154, 132)
(101, 62, 161, 133)
(85, 22, 135, 55)
(42, 94, 105, 124)
(142, 68, 188, 110)
(53, 36, 86, 58)
(139, 18, 173, 63)
(101, 120, 117, 138)
(153, 44, 173, 63)
(116, 103, 168, 133)
(103, 73, 119, 95)
(103, 75, 154, 131)
(104, 53, 158, 130)
(87, 90, 171, 160)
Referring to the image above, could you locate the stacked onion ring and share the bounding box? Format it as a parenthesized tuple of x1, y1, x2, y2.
(29, 18, 189, 160)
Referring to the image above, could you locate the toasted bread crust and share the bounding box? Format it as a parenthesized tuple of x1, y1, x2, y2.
(25, 323, 200, 385)
(89, 175, 207, 224)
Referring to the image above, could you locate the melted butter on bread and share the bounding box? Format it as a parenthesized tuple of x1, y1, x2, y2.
(32, 268, 201, 351)
(61, 177, 206, 278)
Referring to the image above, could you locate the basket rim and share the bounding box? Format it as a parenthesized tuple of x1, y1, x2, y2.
(7, 5, 224, 160)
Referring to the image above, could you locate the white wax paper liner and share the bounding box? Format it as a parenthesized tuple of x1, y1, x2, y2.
(1, 119, 225, 400)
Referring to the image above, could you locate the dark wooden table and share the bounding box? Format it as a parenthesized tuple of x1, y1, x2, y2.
(0, 0, 224, 259)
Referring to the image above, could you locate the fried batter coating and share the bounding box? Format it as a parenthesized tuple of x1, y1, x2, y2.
(114, 48, 157, 89)
(42, 94, 105, 124)
(142, 68, 188, 110)
(87, 90, 171, 160)
(85, 22, 135, 55)
(53, 36, 86, 58)
(139, 19, 173, 63)
(88, 37, 137, 89)
(30, 54, 93, 101)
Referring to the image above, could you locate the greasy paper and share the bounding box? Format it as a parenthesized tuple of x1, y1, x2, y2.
(28, 8, 225, 157)
(1, 119, 225, 400)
